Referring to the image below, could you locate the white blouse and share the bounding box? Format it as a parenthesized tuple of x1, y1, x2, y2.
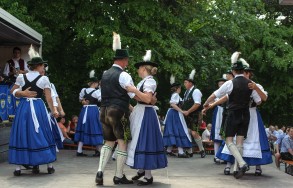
(170, 93, 182, 104)
(136, 75, 156, 93)
(15, 71, 51, 89)
(79, 88, 101, 101)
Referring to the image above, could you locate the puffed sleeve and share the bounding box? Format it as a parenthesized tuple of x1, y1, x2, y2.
(92, 89, 102, 101)
(79, 88, 86, 100)
(36, 76, 51, 89)
(143, 78, 156, 93)
(15, 74, 25, 87)
(170, 93, 180, 104)
(256, 83, 268, 96)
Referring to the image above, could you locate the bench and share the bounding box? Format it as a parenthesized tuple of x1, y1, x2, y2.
(280, 160, 293, 174)
(63, 143, 96, 151)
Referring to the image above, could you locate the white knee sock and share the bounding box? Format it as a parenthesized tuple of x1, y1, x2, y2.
(178, 147, 184, 154)
(226, 162, 232, 168)
(195, 138, 204, 151)
(115, 150, 127, 178)
(77, 142, 83, 153)
(144, 170, 152, 179)
(236, 145, 246, 167)
(98, 144, 112, 172)
(15, 165, 21, 171)
(227, 143, 246, 168)
(187, 147, 193, 153)
(138, 169, 145, 174)
(166, 146, 172, 153)
(47, 163, 53, 168)
(214, 142, 220, 157)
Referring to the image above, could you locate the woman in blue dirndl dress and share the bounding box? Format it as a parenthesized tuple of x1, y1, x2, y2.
(74, 72, 103, 156)
(163, 83, 192, 158)
(9, 55, 58, 176)
(126, 51, 167, 186)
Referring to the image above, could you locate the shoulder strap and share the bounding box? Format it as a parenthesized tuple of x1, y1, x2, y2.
(31, 75, 43, 85)
(89, 89, 96, 95)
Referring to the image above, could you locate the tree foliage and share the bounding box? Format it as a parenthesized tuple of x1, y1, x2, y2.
(1, 0, 292, 125)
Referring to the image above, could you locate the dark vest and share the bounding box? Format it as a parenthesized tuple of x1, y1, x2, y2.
(228, 76, 252, 110)
(182, 87, 202, 114)
(22, 75, 43, 98)
(101, 66, 130, 112)
(7, 59, 25, 73)
(84, 89, 99, 105)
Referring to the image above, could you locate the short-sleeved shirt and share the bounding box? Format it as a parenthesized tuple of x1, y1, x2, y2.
(136, 75, 156, 93)
(79, 88, 101, 101)
(15, 71, 51, 90)
(112, 64, 135, 98)
(202, 129, 211, 141)
(184, 86, 202, 105)
(170, 93, 182, 105)
(281, 135, 293, 153)
(214, 75, 261, 104)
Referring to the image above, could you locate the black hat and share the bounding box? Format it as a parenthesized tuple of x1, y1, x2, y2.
(244, 67, 254, 72)
(89, 77, 99, 82)
(231, 60, 245, 70)
(215, 78, 227, 83)
(226, 69, 233, 74)
(170, 82, 181, 88)
(27, 57, 48, 65)
(184, 78, 195, 84)
(113, 49, 133, 60)
(134, 61, 158, 69)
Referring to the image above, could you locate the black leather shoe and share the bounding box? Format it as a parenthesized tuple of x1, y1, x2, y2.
(76, 152, 87, 157)
(95, 171, 103, 185)
(132, 171, 145, 180)
(166, 151, 176, 157)
(224, 167, 230, 175)
(137, 177, 153, 186)
(93, 150, 100, 157)
(178, 153, 189, 158)
(32, 166, 40, 174)
(113, 174, 134, 184)
(22, 165, 33, 170)
(234, 164, 248, 179)
(255, 169, 262, 176)
(185, 151, 193, 158)
(199, 150, 206, 158)
(215, 158, 221, 164)
(13, 170, 21, 176)
(47, 167, 55, 174)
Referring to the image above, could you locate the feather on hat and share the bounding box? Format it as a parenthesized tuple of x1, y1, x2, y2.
(134, 50, 158, 69)
(27, 44, 48, 65)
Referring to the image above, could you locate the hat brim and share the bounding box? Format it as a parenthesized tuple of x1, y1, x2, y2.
(216, 78, 227, 83)
(244, 68, 254, 72)
(184, 78, 195, 84)
(134, 61, 158, 69)
(27, 60, 48, 65)
(170, 83, 181, 88)
(113, 55, 133, 60)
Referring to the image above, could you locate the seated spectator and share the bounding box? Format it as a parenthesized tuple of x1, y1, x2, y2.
(67, 115, 78, 139)
(266, 125, 277, 151)
(274, 126, 288, 169)
(58, 117, 74, 144)
(202, 123, 212, 141)
(280, 127, 293, 161)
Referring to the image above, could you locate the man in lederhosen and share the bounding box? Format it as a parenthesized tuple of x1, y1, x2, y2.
(95, 33, 134, 185)
(203, 52, 261, 179)
(182, 70, 206, 158)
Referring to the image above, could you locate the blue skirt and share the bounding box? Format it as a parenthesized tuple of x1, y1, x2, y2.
(163, 109, 192, 148)
(74, 106, 103, 145)
(216, 110, 273, 165)
(133, 107, 168, 170)
(51, 115, 63, 149)
(210, 106, 218, 141)
(9, 98, 56, 166)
